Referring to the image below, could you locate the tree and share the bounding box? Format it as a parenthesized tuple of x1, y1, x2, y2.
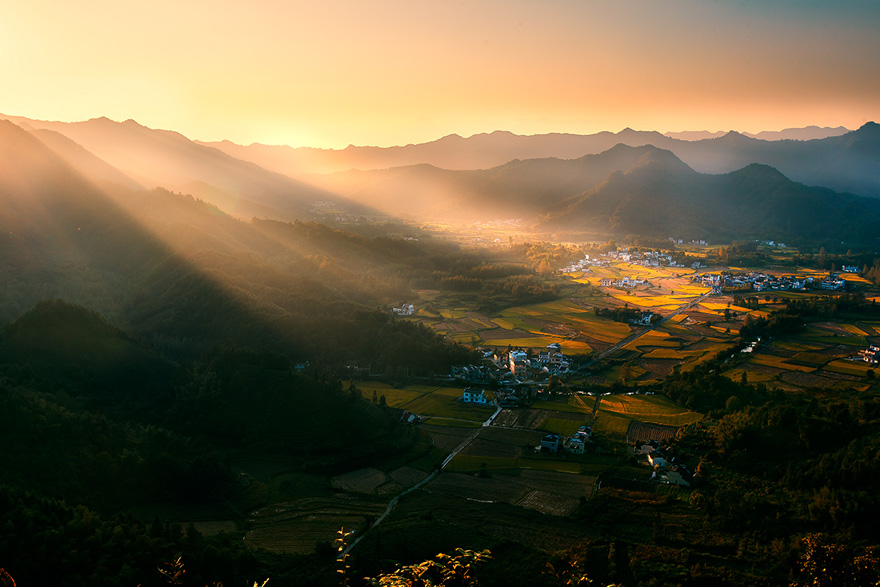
(365, 549, 492, 586)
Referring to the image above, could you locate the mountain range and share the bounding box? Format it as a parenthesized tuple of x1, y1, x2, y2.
(199, 123, 880, 200)
(0, 114, 373, 222)
(1, 113, 879, 248)
(664, 126, 849, 142)
(306, 142, 880, 247)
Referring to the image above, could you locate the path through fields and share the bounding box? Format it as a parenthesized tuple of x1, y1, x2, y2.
(343, 403, 503, 554)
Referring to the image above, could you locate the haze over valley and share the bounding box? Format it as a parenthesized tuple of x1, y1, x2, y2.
(3, 0, 880, 585)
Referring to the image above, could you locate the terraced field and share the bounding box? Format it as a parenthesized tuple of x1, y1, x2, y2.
(245, 496, 389, 554)
(580, 392, 704, 438)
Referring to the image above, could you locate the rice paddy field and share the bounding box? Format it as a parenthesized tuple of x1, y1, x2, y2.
(412, 257, 878, 392)
(352, 382, 494, 425)
(597, 394, 704, 429)
(725, 319, 878, 389)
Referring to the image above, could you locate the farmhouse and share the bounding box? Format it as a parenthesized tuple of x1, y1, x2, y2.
(859, 345, 880, 364)
(661, 466, 692, 487)
(820, 276, 846, 290)
(630, 312, 653, 326)
(566, 438, 586, 454)
(648, 453, 668, 468)
(392, 303, 416, 316)
(509, 350, 529, 376)
(461, 387, 488, 404)
(540, 434, 560, 453)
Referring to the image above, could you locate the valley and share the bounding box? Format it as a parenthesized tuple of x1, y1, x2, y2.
(118, 243, 880, 586)
(1, 113, 879, 586)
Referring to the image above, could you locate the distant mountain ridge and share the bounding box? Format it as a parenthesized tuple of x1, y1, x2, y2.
(199, 123, 878, 199)
(307, 140, 880, 247)
(1, 113, 878, 248)
(4, 113, 875, 201)
(540, 149, 880, 247)
(665, 126, 849, 142)
(0, 114, 374, 222)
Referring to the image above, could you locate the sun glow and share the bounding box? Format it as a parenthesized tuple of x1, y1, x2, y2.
(0, 1, 877, 148)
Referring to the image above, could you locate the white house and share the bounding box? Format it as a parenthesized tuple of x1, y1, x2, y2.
(462, 388, 488, 404)
(648, 453, 667, 468)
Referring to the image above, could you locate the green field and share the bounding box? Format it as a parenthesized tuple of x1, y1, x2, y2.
(824, 359, 877, 377)
(748, 354, 816, 372)
(593, 393, 703, 437)
(445, 454, 582, 474)
(352, 383, 493, 423)
(541, 417, 583, 437)
(536, 395, 595, 414)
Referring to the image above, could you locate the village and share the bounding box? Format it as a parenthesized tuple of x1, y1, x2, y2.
(693, 270, 853, 293)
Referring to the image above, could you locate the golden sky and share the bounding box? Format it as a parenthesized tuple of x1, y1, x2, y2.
(2, 0, 878, 148)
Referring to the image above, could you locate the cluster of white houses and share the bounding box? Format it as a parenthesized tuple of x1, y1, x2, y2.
(562, 249, 681, 274)
(450, 344, 574, 388)
(859, 345, 880, 365)
(392, 303, 416, 316)
(600, 276, 650, 288)
(694, 272, 851, 293)
(539, 425, 592, 455)
(502, 343, 570, 377)
(636, 440, 694, 487)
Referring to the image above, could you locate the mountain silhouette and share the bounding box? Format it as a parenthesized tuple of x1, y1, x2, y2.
(541, 149, 880, 246)
(201, 124, 877, 199)
(0, 114, 376, 222)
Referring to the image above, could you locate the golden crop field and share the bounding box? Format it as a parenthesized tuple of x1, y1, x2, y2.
(840, 323, 870, 336)
(491, 317, 515, 329)
(841, 272, 872, 284)
(748, 354, 817, 372)
(623, 331, 680, 350)
(620, 294, 698, 307)
(564, 316, 632, 342)
(641, 348, 709, 361)
(439, 309, 468, 320)
(824, 359, 876, 377)
(709, 325, 738, 335)
(487, 336, 563, 348)
(599, 394, 703, 426)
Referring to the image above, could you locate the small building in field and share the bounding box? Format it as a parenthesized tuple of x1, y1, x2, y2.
(648, 453, 668, 468)
(661, 465, 692, 487)
(462, 388, 488, 404)
(392, 303, 416, 316)
(540, 434, 560, 453)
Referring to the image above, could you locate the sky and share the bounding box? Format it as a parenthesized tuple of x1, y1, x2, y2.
(1, 0, 878, 148)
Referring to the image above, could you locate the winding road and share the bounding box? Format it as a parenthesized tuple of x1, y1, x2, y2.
(345, 294, 713, 554)
(343, 403, 503, 554)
